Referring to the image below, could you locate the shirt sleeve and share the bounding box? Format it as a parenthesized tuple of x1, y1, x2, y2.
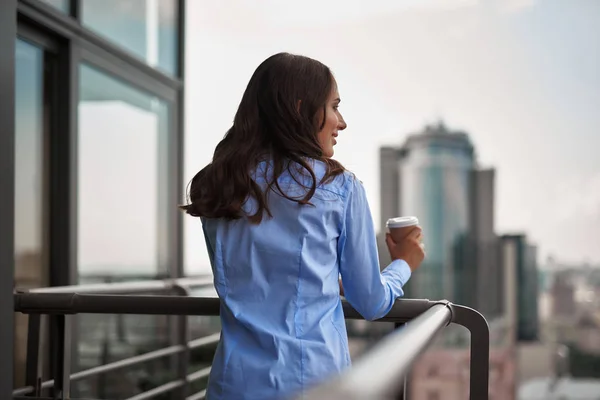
(338, 176, 412, 321)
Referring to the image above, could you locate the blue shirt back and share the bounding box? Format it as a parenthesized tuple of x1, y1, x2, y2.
(202, 160, 412, 400)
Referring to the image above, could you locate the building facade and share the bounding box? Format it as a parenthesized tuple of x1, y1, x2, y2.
(551, 270, 577, 318)
(500, 235, 540, 343)
(409, 347, 516, 400)
(1, 1, 188, 397)
(467, 169, 502, 317)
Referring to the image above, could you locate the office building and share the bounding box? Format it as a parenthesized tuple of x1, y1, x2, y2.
(468, 169, 502, 318)
(1, 0, 187, 397)
(500, 235, 540, 343)
(378, 122, 500, 314)
(551, 271, 576, 319)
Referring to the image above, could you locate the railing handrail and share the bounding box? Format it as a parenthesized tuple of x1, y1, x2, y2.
(13, 289, 489, 399)
(14, 292, 480, 325)
(14, 293, 445, 324)
(16, 275, 214, 295)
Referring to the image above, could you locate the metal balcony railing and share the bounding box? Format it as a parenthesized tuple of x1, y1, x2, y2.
(12, 278, 490, 400)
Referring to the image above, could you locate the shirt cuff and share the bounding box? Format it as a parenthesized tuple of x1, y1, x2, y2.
(383, 258, 412, 286)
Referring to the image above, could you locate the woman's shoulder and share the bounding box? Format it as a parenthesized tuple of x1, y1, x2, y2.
(313, 160, 361, 197)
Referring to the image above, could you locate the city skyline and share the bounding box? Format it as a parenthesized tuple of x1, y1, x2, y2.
(185, 0, 600, 274)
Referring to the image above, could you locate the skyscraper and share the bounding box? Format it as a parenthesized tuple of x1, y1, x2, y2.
(381, 123, 516, 399)
(379, 122, 499, 312)
(468, 169, 501, 317)
(500, 234, 540, 342)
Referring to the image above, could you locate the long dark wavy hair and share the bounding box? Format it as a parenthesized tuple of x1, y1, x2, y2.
(180, 52, 345, 223)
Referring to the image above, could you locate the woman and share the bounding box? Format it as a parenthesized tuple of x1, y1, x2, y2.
(181, 52, 425, 400)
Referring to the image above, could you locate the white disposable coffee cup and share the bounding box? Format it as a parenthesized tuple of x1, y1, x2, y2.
(386, 216, 419, 243)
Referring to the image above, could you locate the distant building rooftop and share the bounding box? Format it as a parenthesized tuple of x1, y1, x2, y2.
(397, 121, 474, 155)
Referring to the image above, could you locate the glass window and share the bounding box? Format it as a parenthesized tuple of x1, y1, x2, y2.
(14, 38, 49, 386)
(14, 41, 47, 285)
(81, 0, 178, 75)
(39, 0, 70, 13)
(78, 63, 169, 279)
(76, 64, 171, 398)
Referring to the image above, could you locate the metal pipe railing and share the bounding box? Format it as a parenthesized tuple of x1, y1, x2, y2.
(21, 276, 214, 295)
(14, 332, 219, 394)
(14, 293, 221, 316)
(13, 277, 215, 400)
(13, 283, 489, 400)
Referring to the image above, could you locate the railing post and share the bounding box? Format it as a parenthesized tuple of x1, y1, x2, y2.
(451, 304, 490, 400)
(394, 322, 407, 400)
(25, 314, 43, 397)
(51, 315, 71, 399)
(172, 284, 192, 400)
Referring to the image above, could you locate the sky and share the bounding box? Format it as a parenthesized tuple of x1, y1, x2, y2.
(184, 0, 600, 274)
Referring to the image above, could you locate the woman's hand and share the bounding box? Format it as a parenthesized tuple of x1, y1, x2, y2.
(385, 227, 425, 272)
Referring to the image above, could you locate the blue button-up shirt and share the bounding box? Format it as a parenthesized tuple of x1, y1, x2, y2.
(202, 160, 412, 400)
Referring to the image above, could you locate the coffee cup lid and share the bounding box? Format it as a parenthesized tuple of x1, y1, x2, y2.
(386, 216, 419, 228)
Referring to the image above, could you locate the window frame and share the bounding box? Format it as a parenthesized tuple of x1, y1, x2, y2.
(0, 0, 18, 396)
(2, 0, 186, 396)
(14, 0, 186, 288)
